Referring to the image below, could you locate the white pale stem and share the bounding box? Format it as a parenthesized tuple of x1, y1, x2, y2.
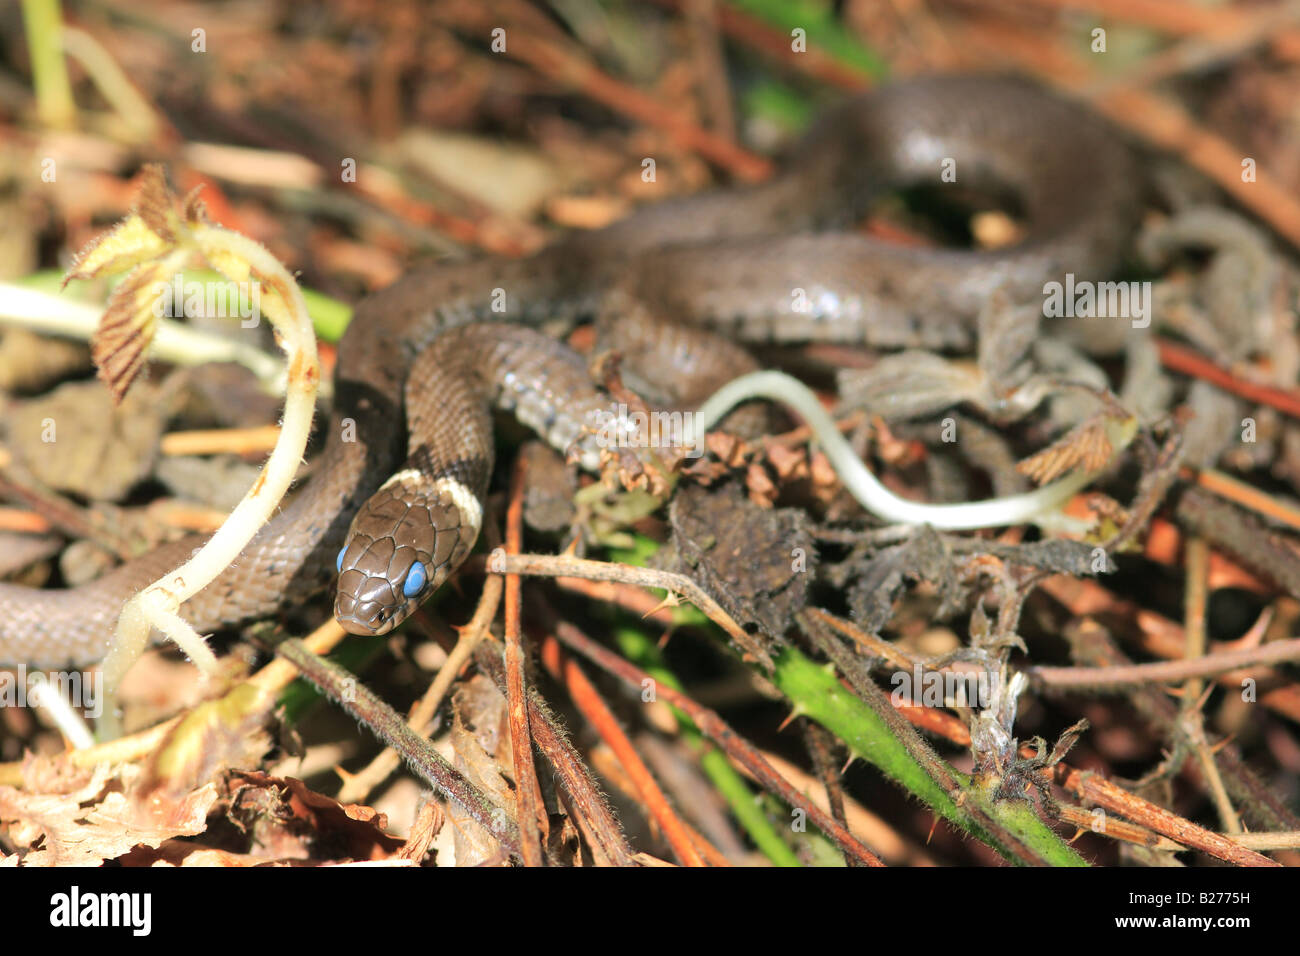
(0, 282, 285, 388)
(691, 370, 1131, 531)
(99, 227, 319, 731)
(26, 671, 95, 750)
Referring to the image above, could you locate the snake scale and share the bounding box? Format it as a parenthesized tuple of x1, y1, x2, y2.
(0, 75, 1142, 667)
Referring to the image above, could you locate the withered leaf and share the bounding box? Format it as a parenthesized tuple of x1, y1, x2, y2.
(837, 350, 984, 422)
(668, 482, 814, 647)
(91, 262, 168, 402)
(0, 760, 217, 867)
(977, 293, 1040, 385)
(132, 165, 180, 242)
(847, 526, 963, 632)
(1016, 415, 1115, 485)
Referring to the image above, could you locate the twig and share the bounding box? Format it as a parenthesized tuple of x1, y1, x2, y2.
(538, 632, 710, 866)
(1156, 337, 1300, 420)
(1183, 536, 1209, 699)
(679, 0, 876, 89)
(1175, 487, 1300, 601)
(1229, 831, 1300, 850)
(800, 720, 859, 865)
(275, 638, 522, 860)
(1050, 764, 1276, 867)
(865, 648, 1279, 866)
(484, 551, 771, 667)
(549, 618, 884, 866)
(473, 638, 636, 866)
(1038, 575, 1300, 722)
(1053, 804, 1185, 853)
(1191, 469, 1300, 533)
(1028, 636, 1300, 687)
(502, 457, 546, 866)
(487, 0, 771, 180)
(608, 621, 803, 866)
(797, 611, 1062, 866)
(1181, 537, 1241, 833)
(160, 426, 282, 457)
(683, 0, 737, 141)
(1059, 619, 1300, 833)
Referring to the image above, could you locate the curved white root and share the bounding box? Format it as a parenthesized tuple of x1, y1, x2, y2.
(690, 370, 1135, 532)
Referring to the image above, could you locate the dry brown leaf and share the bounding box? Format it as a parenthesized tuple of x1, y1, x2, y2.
(397, 799, 444, 863)
(1016, 416, 1115, 485)
(222, 771, 405, 863)
(0, 760, 217, 867)
(91, 262, 167, 402)
(745, 461, 778, 507)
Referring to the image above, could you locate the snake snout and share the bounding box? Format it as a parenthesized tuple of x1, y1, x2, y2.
(334, 534, 427, 636)
(334, 553, 438, 635)
(334, 572, 407, 636)
(335, 593, 396, 636)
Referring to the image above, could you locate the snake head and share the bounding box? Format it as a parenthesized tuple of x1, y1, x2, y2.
(334, 472, 482, 636)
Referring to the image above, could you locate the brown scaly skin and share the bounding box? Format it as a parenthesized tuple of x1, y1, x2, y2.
(0, 75, 1142, 664)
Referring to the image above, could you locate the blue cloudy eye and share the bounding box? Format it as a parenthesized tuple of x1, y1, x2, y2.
(402, 562, 427, 599)
(336, 546, 347, 573)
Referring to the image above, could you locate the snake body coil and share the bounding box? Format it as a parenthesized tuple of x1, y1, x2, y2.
(0, 75, 1141, 666)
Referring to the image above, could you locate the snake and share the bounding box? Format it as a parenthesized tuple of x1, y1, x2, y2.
(0, 74, 1142, 668)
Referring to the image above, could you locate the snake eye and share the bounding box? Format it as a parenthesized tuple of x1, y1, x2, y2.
(336, 546, 347, 573)
(402, 562, 427, 599)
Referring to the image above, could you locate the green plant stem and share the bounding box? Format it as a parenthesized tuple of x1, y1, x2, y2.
(613, 624, 803, 867)
(21, 0, 75, 129)
(772, 641, 1086, 866)
(727, 0, 888, 79)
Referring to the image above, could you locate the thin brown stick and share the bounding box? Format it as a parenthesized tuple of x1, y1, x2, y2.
(647, 0, 874, 90)
(801, 720, 860, 865)
(1179, 537, 1241, 833)
(1156, 338, 1300, 421)
(1050, 764, 1276, 867)
(1175, 487, 1300, 602)
(1228, 831, 1300, 850)
(1038, 575, 1300, 722)
(473, 639, 637, 866)
(683, 0, 736, 142)
(489, 2, 771, 180)
(1185, 533, 1211, 700)
(548, 619, 885, 866)
(1192, 468, 1300, 533)
(1027, 636, 1300, 687)
(1053, 804, 1185, 853)
(159, 424, 281, 456)
(865, 651, 1279, 866)
(538, 632, 712, 866)
(275, 638, 522, 860)
(503, 457, 545, 866)
(480, 551, 773, 666)
(1061, 618, 1300, 834)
